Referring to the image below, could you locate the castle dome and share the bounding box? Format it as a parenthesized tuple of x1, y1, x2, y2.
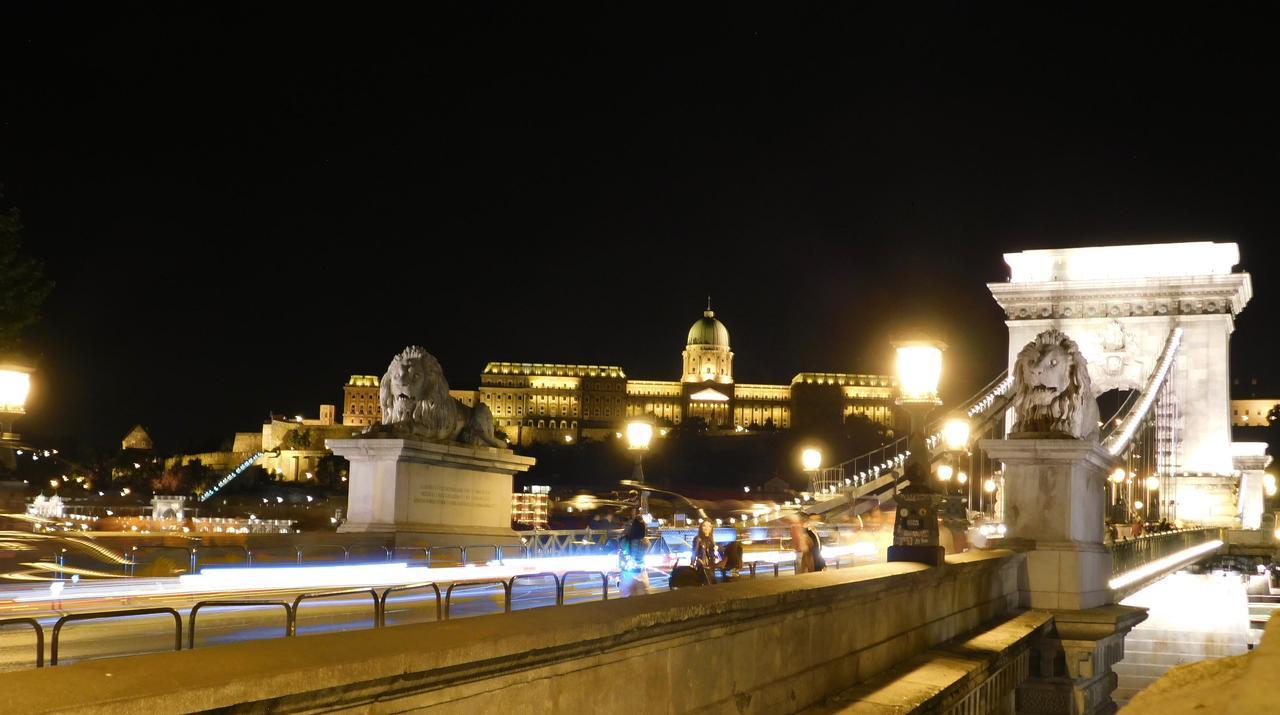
(687, 308, 730, 348)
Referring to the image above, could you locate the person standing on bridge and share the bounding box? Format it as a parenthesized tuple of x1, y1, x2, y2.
(790, 514, 825, 573)
(618, 515, 650, 597)
(691, 519, 720, 585)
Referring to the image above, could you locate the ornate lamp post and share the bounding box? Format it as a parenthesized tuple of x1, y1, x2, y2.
(625, 418, 654, 516)
(887, 339, 948, 567)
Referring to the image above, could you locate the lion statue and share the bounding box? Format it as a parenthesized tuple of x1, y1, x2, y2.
(364, 345, 505, 447)
(1010, 329, 1100, 441)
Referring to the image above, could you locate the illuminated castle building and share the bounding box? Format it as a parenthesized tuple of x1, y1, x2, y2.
(343, 304, 897, 446)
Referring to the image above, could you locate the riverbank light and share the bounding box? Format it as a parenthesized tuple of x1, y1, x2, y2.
(894, 340, 946, 405)
(625, 418, 655, 513)
(625, 420, 653, 451)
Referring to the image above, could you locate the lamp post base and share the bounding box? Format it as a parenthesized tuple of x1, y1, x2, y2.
(886, 544, 946, 567)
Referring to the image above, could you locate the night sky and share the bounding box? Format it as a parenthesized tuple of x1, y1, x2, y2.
(3, 4, 1278, 453)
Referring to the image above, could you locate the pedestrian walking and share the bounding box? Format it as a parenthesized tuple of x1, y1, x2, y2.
(791, 514, 816, 574)
(618, 515, 650, 597)
(691, 519, 720, 585)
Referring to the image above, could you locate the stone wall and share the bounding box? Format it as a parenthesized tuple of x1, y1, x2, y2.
(0, 551, 1022, 714)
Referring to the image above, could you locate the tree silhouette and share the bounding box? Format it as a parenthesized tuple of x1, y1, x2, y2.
(0, 208, 54, 353)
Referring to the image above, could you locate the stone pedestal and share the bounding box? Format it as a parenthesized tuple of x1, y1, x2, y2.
(1018, 605, 1148, 715)
(980, 437, 1115, 610)
(327, 438, 534, 547)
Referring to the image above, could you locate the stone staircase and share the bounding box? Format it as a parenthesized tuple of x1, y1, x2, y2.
(1113, 572, 1252, 706)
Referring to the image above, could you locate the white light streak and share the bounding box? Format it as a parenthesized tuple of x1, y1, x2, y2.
(1108, 538, 1222, 590)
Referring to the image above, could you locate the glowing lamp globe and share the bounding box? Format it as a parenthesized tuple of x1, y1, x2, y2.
(0, 365, 32, 415)
(983, 478, 997, 493)
(1133, 500, 1144, 510)
(1145, 476, 1160, 491)
(625, 420, 654, 451)
(893, 340, 946, 405)
(801, 448, 822, 472)
(936, 464, 954, 481)
(956, 471, 968, 484)
(1109, 468, 1126, 484)
(941, 417, 970, 451)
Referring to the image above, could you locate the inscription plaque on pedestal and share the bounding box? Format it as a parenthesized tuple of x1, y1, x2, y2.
(327, 438, 534, 547)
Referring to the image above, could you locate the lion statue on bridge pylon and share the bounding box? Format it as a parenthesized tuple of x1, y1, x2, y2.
(1009, 329, 1100, 442)
(363, 345, 506, 448)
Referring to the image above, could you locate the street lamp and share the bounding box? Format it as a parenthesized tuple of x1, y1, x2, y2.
(0, 362, 33, 478)
(938, 414, 970, 517)
(888, 338, 947, 567)
(801, 447, 822, 493)
(0, 363, 32, 440)
(941, 417, 970, 452)
(625, 418, 654, 515)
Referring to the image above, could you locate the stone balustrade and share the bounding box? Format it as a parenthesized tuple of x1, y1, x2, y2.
(0, 551, 1023, 714)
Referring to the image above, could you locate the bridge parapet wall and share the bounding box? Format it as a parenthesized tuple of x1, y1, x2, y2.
(0, 551, 1022, 715)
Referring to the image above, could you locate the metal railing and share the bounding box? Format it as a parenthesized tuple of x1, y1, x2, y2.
(189, 600, 292, 649)
(444, 581, 512, 619)
(0, 617, 44, 668)
(1109, 527, 1224, 578)
(192, 544, 253, 569)
(126, 545, 197, 577)
(522, 530, 622, 558)
(461, 544, 501, 564)
(508, 572, 562, 604)
(288, 588, 380, 636)
(51, 607, 183, 666)
(378, 582, 442, 626)
(427, 545, 464, 566)
(558, 570, 609, 604)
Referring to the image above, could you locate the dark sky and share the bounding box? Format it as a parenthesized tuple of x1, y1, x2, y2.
(3, 3, 1278, 452)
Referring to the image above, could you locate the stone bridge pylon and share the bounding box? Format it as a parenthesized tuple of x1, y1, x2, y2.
(988, 241, 1256, 526)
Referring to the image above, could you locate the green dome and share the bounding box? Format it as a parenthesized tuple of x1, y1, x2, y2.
(687, 310, 730, 347)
